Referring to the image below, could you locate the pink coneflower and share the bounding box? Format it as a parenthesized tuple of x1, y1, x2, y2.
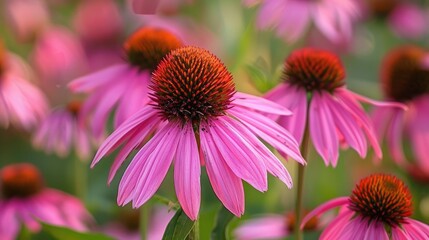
(0, 163, 92, 240)
(131, 0, 192, 15)
(234, 211, 319, 240)
(69, 27, 183, 140)
(0, 42, 48, 130)
(372, 46, 429, 173)
(32, 101, 92, 160)
(244, 0, 359, 43)
(103, 206, 174, 240)
(92, 46, 305, 220)
(364, 0, 427, 39)
(302, 174, 429, 239)
(265, 48, 403, 166)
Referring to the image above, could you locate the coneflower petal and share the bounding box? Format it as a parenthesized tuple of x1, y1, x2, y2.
(364, 221, 389, 240)
(386, 109, 406, 165)
(200, 126, 245, 216)
(310, 92, 339, 166)
(174, 123, 201, 221)
(233, 92, 292, 116)
(68, 64, 128, 92)
(211, 117, 268, 192)
(320, 210, 354, 240)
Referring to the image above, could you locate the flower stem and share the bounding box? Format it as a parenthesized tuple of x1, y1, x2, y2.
(294, 103, 311, 240)
(140, 203, 150, 240)
(74, 157, 86, 200)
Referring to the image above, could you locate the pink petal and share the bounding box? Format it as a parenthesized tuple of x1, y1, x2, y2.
(276, 1, 310, 42)
(402, 221, 429, 239)
(389, 4, 427, 39)
(121, 122, 180, 207)
(224, 117, 292, 188)
(91, 107, 158, 167)
(320, 209, 355, 240)
(266, 83, 307, 142)
(409, 98, 429, 173)
(0, 201, 20, 240)
(386, 108, 406, 165)
(229, 108, 305, 164)
(301, 196, 349, 229)
(391, 227, 412, 240)
(364, 221, 389, 240)
(234, 215, 288, 240)
(340, 217, 367, 239)
(200, 124, 245, 216)
(324, 93, 367, 158)
(256, 0, 284, 30)
(309, 93, 339, 166)
(132, 0, 160, 14)
(210, 117, 268, 191)
(68, 64, 129, 92)
(341, 88, 407, 110)
(174, 123, 201, 220)
(233, 92, 292, 116)
(335, 89, 383, 158)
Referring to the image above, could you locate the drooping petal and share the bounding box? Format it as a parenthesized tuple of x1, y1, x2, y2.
(0, 201, 20, 240)
(234, 215, 288, 240)
(210, 117, 268, 191)
(233, 92, 292, 116)
(200, 124, 245, 216)
(309, 92, 339, 166)
(335, 88, 383, 158)
(301, 197, 349, 229)
(117, 122, 180, 207)
(91, 107, 158, 167)
(68, 64, 129, 92)
(386, 108, 406, 165)
(266, 83, 308, 143)
(229, 108, 305, 164)
(391, 227, 412, 240)
(409, 97, 429, 173)
(174, 123, 201, 220)
(224, 116, 292, 188)
(340, 217, 368, 239)
(324, 93, 367, 158)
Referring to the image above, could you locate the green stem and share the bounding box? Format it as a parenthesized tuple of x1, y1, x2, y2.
(140, 203, 150, 240)
(294, 100, 311, 240)
(74, 157, 87, 200)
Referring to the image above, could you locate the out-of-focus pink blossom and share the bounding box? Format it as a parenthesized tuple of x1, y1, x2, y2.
(0, 43, 48, 130)
(32, 101, 92, 160)
(73, 0, 123, 44)
(103, 206, 174, 240)
(4, 0, 50, 42)
(373, 45, 429, 173)
(91, 46, 305, 220)
(31, 27, 87, 85)
(0, 163, 92, 240)
(244, 0, 360, 43)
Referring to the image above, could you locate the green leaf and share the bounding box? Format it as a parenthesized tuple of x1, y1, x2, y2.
(245, 58, 280, 93)
(211, 206, 235, 240)
(162, 208, 196, 240)
(41, 223, 114, 240)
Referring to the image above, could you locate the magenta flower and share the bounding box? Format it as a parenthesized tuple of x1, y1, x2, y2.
(0, 163, 92, 240)
(372, 46, 429, 173)
(265, 48, 403, 166)
(244, 0, 359, 43)
(302, 174, 429, 239)
(0, 43, 48, 130)
(32, 101, 92, 160)
(102, 206, 174, 240)
(235, 212, 320, 240)
(69, 27, 183, 140)
(92, 46, 305, 220)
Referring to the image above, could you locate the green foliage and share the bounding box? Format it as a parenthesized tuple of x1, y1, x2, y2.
(162, 208, 196, 240)
(211, 206, 235, 240)
(40, 223, 114, 240)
